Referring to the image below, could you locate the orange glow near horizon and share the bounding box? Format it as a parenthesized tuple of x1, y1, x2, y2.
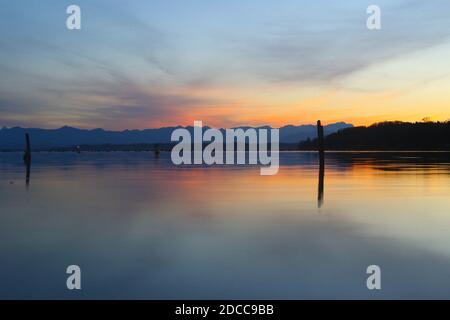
(134, 80, 449, 130)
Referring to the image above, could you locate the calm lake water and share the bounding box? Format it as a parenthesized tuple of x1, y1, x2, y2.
(1, 151, 450, 299)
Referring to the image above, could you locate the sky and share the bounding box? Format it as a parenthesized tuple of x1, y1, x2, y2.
(0, 0, 450, 130)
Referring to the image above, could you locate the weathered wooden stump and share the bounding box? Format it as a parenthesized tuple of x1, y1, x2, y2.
(23, 133, 31, 164)
(23, 133, 31, 186)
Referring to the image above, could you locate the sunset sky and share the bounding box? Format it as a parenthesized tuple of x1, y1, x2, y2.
(1, 0, 450, 130)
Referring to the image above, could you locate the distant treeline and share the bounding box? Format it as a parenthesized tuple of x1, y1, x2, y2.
(299, 121, 450, 151)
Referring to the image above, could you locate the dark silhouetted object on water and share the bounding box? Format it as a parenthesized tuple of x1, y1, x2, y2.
(23, 133, 31, 164)
(23, 133, 31, 186)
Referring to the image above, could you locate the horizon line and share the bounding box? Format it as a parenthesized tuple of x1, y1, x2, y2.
(2, 119, 448, 132)
(1, 121, 356, 132)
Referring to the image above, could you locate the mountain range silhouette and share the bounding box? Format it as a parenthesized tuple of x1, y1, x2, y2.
(0, 123, 353, 149)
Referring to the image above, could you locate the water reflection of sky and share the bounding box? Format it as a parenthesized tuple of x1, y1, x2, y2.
(0, 152, 450, 299)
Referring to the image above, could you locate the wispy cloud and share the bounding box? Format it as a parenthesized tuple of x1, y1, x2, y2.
(229, 0, 450, 85)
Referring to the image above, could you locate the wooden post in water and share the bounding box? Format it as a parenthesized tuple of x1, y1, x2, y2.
(23, 133, 31, 186)
(317, 121, 325, 208)
(23, 133, 31, 164)
(317, 120, 324, 155)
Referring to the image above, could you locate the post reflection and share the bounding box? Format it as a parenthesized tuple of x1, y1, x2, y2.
(25, 161, 30, 187)
(318, 152, 325, 208)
